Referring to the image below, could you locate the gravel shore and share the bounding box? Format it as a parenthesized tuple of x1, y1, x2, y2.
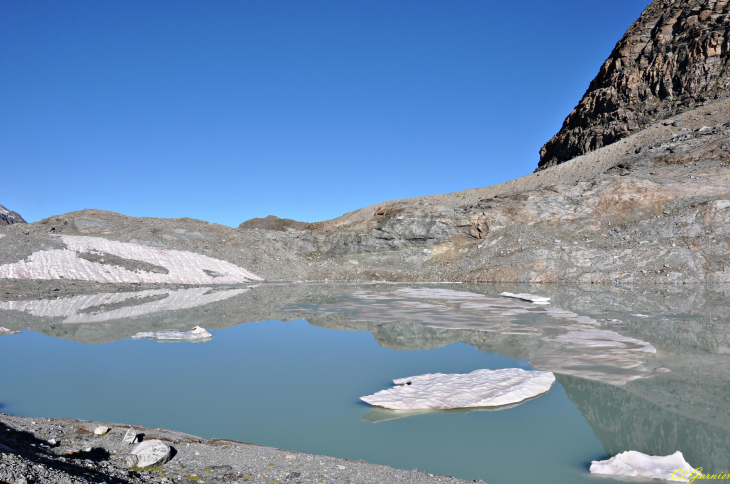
(0, 414, 480, 484)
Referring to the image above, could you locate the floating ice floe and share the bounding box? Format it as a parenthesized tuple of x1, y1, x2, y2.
(500, 292, 551, 304)
(0, 235, 263, 284)
(0, 327, 20, 336)
(132, 326, 212, 342)
(360, 368, 555, 410)
(590, 451, 698, 482)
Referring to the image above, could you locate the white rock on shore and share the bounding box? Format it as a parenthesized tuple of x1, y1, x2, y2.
(361, 368, 555, 410)
(132, 326, 212, 342)
(590, 451, 698, 482)
(130, 439, 172, 468)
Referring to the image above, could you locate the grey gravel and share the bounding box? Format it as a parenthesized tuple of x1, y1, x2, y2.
(0, 414, 476, 484)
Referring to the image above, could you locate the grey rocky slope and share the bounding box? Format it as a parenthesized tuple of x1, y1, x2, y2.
(239, 215, 310, 231)
(0, 204, 25, 226)
(0, 414, 474, 484)
(539, 0, 730, 169)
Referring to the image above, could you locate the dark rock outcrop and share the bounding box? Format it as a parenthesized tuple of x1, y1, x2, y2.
(538, 0, 730, 170)
(239, 215, 309, 231)
(0, 204, 26, 225)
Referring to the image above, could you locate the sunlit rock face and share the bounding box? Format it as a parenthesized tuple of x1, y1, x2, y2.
(539, 0, 730, 169)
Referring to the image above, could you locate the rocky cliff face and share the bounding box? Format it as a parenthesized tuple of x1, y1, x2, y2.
(538, 0, 730, 170)
(0, 204, 26, 225)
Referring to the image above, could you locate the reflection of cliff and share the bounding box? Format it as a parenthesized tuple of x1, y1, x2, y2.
(559, 374, 730, 474)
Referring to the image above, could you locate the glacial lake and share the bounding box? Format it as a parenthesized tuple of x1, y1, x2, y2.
(1, 282, 728, 483)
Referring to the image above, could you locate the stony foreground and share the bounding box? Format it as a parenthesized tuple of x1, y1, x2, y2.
(0, 414, 478, 484)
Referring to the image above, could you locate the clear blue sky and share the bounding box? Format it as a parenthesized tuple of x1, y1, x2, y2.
(2, 0, 650, 226)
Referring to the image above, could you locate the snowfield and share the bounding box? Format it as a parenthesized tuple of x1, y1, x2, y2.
(0, 235, 262, 284)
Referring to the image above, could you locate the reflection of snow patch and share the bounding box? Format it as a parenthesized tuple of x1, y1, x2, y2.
(500, 292, 550, 304)
(590, 451, 698, 482)
(0, 287, 249, 323)
(132, 326, 212, 342)
(0, 235, 263, 284)
(361, 368, 555, 410)
(554, 327, 656, 353)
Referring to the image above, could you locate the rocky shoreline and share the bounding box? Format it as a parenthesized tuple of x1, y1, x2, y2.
(0, 414, 478, 484)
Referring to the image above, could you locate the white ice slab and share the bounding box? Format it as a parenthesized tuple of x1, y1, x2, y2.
(500, 292, 551, 304)
(590, 451, 698, 482)
(361, 368, 555, 410)
(0, 235, 263, 284)
(0, 327, 20, 335)
(132, 325, 212, 342)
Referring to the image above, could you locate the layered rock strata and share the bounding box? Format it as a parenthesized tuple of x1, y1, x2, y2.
(539, 0, 730, 169)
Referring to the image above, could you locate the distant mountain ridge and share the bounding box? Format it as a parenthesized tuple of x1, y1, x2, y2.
(239, 215, 310, 231)
(538, 0, 730, 170)
(0, 204, 26, 225)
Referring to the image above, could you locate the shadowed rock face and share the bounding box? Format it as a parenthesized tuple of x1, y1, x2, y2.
(0, 204, 25, 225)
(539, 0, 730, 170)
(239, 215, 310, 231)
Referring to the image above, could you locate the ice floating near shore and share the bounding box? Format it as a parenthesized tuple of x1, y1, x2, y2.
(0, 327, 20, 336)
(590, 451, 698, 482)
(361, 368, 555, 410)
(132, 326, 212, 342)
(499, 292, 550, 304)
(0, 235, 263, 284)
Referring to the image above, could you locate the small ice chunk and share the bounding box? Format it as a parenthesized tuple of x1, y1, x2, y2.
(590, 451, 698, 482)
(361, 368, 555, 410)
(0, 327, 20, 335)
(499, 292, 551, 304)
(132, 326, 212, 342)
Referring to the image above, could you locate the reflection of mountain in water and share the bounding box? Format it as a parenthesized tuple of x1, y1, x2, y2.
(559, 374, 730, 475)
(288, 287, 658, 385)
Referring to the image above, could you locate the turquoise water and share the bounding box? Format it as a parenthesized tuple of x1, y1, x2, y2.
(1, 320, 606, 483)
(1, 283, 729, 482)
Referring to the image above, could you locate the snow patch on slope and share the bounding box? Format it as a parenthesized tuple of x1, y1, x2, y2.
(0, 235, 263, 284)
(361, 368, 555, 410)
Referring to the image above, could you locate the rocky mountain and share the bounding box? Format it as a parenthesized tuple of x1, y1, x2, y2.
(239, 215, 309, 231)
(538, 0, 730, 170)
(0, 204, 26, 225)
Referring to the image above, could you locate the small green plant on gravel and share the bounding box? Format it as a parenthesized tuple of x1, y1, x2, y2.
(187, 475, 200, 482)
(130, 465, 163, 472)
